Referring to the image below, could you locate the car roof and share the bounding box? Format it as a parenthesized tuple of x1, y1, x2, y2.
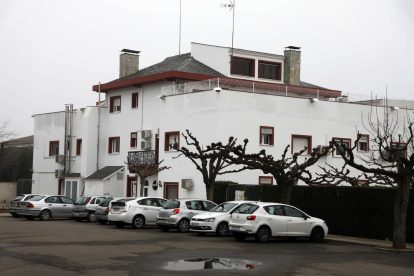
(224, 201, 255, 204)
(175, 198, 212, 201)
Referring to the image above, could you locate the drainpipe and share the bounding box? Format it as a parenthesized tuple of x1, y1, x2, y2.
(68, 104, 74, 174)
(64, 105, 69, 175)
(97, 82, 101, 171)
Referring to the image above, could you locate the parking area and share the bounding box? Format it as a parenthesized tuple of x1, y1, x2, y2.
(0, 215, 413, 276)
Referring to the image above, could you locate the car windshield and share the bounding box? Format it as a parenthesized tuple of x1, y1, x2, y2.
(210, 202, 238, 213)
(75, 197, 90, 205)
(99, 199, 111, 207)
(28, 196, 46, 201)
(13, 195, 24, 201)
(163, 200, 180, 209)
(232, 204, 259, 214)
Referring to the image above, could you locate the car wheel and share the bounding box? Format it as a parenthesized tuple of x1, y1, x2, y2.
(159, 226, 170, 232)
(216, 222, 229, 237)
(98, 220, 107, 225)
(26, 216, 35, 220)
(114, 222, 125, 228)
(39, 210, 51, 221)
(310, 227, 324, 243)
(233, 233, 247, 241)
(288, 237, 297, 242)
(12, 214, 20, 218)
(255, 226, 271, 243)
(197, 232, 207, 236)
(132, 215, 145, 229)
(177, 219, 190, 233)
(87, 212, 97, 222)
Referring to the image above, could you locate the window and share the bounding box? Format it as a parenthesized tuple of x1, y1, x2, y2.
(202, 201, 217, 211)
(264, 205, 285, 216)
(90, 198, 95, 204)
(357, 134, 369, 152)
(60, 197, 74, 204)
(259, 176, 273, 185)
(157, 199, 167, 207)
(283, 206, 305, 218)
(165, 131, 180, 151)
(49, 196, 61, 204)
(110, 96, 121, 113)
(186, 201, 203, 210)
(258, 60, 282, 80)
(292, 135, 312, 155)
(231, 56, 255, 77)
(76, 139, 82, 155)
(332, 137, 351, 157)
(232, 204, 259, 214)
(108, 137, 120, 153)
(391, 142, 407, 159)
(130, 132, 137, 148)
(260, 126, 274, 145)
(132, 93, 138, 108)
(49, 141, 59, 156)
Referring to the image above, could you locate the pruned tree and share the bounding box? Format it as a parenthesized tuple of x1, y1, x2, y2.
(174, 130, 248, 201)
(126, 156, 171, 197)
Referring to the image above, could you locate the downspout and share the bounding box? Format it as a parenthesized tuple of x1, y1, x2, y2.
(141, 86, 144, 129)
(64, 105, 69, 176)
(68, 104, 73, 174)
(97, 82, 101, 171)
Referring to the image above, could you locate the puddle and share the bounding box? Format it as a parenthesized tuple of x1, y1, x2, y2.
(164, 258, 262, 271)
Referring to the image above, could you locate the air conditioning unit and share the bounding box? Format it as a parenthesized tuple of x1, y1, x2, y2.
(317, 145, 331, 154)
(181, 179, 194, 190)
(141, 130, 152, 140)
(55, 169, 65, 178)
(141, 141, 151, 150)
(55, 155, 64, 164)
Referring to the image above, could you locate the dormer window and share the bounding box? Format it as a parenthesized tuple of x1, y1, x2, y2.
(231, 57, 255, 77)
(259, 61, 282, 81)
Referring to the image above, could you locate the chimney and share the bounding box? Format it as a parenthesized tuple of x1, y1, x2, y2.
(283, 46, 301, 86)
(119, 49, 140, 78)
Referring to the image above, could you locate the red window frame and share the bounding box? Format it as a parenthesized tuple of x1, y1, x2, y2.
(291, 134, 312, 155)
(391, 142, 407, 158)
(258, 60, 282, 81)
(259, 176, 273, 185)
(163, 182, 179, 199)
(230, 56, 255, 77)
(76, 139, 82, 155)
(49, 141, 59, 156)
(165, 131, 180, 151)
(131, 93, 138, 108)
(130, 132, 137, 148)
(108, 136, 120, 153)
(332, 137, 352, 157)
(109, 96, 121, 113)
(260, 126, 274, 145)
(357, 134, 369, 152)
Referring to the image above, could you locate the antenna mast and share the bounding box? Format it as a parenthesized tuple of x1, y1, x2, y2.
(179, 0, 182, 54)
(221, 0, 236, 60)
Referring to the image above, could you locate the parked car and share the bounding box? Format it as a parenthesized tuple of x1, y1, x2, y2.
(16, 195, 75, 220)
(72, 195, 113, 222)
(156, 199, 217, 233)
(95, 198, 112, 225)
(190, 201, 254, 237)
(229, 202, 328, 243)
(9, 194, 41, 218)
(108, 197, 167, 228)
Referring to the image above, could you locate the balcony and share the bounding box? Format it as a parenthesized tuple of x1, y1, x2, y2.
(128, 150, 159, 169)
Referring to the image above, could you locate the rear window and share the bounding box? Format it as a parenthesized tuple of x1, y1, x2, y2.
(232, 204, 259, 214)
(28, 196, 46, 201)
(210, 202, 238, 213)
(75, 197, 90, 205)
(163, 200, 180, 209)
(99, 199, 111, 207)
(25, 195, 38, 201)
(13, 195, 24, 201)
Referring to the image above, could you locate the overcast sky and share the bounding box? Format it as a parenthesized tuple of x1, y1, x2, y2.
(1, 0, 413, 137)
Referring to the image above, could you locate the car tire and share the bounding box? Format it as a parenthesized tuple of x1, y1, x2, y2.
(197, 232, 207, 236)
(255, 226, 271, 243)
(216, 222, 229, 237)
(87, 212, 97, 222)
(159, 226, 170, 232)
(98, 220, 107, 225)
(12, 214, 20, 218)
(39, 210, 51, 221)
(26, 216, 34, 220)
(114, 222, 125, 228)
(310, 227, 324, 243)
(233, 233, 247, 241)
(132, 215, 145, 229)
(177, 219, 190, 233)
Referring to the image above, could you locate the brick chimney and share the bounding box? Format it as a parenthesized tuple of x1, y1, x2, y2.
(119, 49, 140, 78)
(283, 46, 301, 86)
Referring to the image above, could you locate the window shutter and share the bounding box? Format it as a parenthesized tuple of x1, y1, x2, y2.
(110, 98, 114, 113)
(261, 128, 273, 134)
(359, 136, 368, 143)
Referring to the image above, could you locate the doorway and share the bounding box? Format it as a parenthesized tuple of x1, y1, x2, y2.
(127, 176, 137, 197)
(164, 182, 179, 200)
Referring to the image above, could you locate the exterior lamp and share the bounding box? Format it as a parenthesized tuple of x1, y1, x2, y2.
(310, 98, 319, 103)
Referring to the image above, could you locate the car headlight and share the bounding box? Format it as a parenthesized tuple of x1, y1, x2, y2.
(206, 218, 215, 222)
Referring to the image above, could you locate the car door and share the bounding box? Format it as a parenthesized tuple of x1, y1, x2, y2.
(283, 206, 311, 236)
(142, 198, 159, 224)
(59, 196, 75, 217)
(185, 201, 205, 219)
(263, 205, 288, 236)
(46, 196, 63, 217)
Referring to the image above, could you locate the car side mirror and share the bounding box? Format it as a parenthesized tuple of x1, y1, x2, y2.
(303, 215, 308, 220)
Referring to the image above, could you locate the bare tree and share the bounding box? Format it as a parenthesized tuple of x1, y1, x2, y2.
(174, 130, 248, 201)
(126, 156, 171, 197)
(0, 120, 19, 177)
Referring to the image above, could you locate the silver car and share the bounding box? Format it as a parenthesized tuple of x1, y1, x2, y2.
(156, 199, 217, 232)
(16, 195, 75, 220)
(95, 198, 112, 225)
(9, 194, 41, 218)
(72, 195, 113, 222)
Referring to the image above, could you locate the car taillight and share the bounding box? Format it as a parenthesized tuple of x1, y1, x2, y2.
(246, 265, 255, 269)
(17, 202, 20, 207)
(84, 197, 91, 205)
(105, 207, 109, 213)
(27, 203, 35, 208)
(246, 215, 256, 220)
(171, 209, 180, 215)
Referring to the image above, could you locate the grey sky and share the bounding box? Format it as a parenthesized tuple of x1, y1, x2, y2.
(1, 0, 413, 137)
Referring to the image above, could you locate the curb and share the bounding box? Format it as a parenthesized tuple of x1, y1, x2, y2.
(325, 238, 384, 247)
(375, 247, 414, 253)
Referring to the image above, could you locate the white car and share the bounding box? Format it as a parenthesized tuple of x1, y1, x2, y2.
(108, 197, 167, 228)
(229, 202, 328, 243)
(190, 201, 254, 236)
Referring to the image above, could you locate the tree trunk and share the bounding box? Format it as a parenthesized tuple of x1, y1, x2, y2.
(279, 181, 293, 204)
(140, 177, 146, 197)
(206, 182, 215, 201)
(392, 170, 411, 249)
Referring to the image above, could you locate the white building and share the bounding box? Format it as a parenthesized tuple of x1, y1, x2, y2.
(32, 43, 410, 200)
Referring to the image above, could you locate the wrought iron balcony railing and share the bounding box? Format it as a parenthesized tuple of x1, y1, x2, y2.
(128, 150, 159, 167)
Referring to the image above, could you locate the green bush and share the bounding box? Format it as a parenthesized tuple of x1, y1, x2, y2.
(17, 179, 32, 195)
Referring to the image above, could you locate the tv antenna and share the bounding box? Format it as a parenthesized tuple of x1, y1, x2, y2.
(179, 0, 182, 54)
(220, 0, 236, 60)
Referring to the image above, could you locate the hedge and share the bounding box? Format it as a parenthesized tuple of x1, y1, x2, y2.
(17, 179, 32, 195)
(214, 184, 414, 243)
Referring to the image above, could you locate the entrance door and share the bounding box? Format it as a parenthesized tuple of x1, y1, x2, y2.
(164, 182, 178, 200)
(127, 177, 137, 197)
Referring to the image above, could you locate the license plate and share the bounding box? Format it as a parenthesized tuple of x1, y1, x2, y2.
(191, 222, 199, 226)
(112, 209, 122, 213)
(230, 226, 239, 230)
(158, 219, 166, 224)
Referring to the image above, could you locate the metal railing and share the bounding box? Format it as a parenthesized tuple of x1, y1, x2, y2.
(128, 150, 159, 167)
